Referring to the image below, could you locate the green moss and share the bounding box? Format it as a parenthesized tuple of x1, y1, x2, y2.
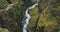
(28, 6, 39, 29)
(0, 28, 9, 32)
(0, 0, 8, 9)
(28, 0, 60, 32)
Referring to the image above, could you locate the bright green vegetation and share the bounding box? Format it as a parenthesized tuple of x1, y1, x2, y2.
(28, 6, 39, 28)
(28, 0, 60, 32)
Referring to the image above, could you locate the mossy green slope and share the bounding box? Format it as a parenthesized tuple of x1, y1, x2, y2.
(28, 0, 60, 32)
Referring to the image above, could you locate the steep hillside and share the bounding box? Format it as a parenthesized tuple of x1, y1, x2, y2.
(0, 0, 60, 32)
(0, 0, 24, 32)
(28, 0, 60, 32)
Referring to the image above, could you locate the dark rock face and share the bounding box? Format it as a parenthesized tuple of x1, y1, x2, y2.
(0, 0, 25, 32)
(23, 0, 33, 9)
(6, 0, 12, 4)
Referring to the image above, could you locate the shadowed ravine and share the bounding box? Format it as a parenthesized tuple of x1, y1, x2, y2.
(0, 0, 60, 32)
(23, 3, 38, 32)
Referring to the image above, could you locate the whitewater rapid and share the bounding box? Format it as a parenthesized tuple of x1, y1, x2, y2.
(23, 3, 38, 32)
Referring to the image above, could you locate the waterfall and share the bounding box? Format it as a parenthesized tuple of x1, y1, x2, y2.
(23, 3, 38, 32)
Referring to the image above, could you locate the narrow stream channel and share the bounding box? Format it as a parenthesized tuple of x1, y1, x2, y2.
(23, 3, 38, 32)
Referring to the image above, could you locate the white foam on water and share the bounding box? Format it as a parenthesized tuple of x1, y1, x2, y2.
(23, 3, 38, 32)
